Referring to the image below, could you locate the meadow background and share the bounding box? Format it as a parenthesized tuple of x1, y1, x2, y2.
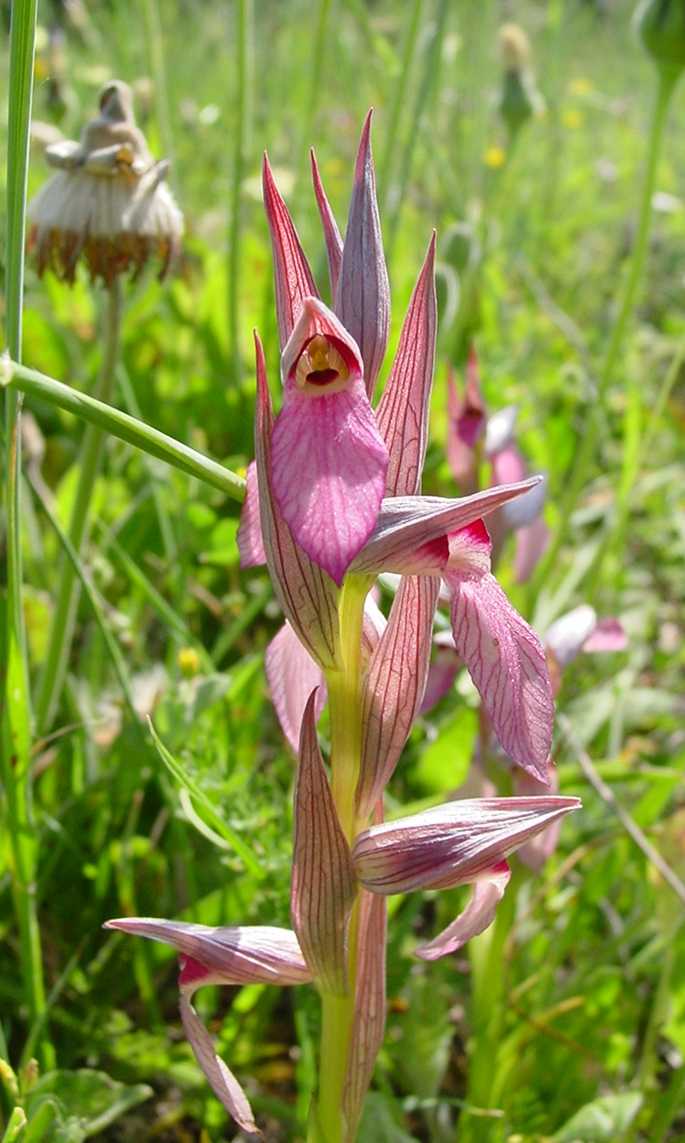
(1, 0, 685, 1139)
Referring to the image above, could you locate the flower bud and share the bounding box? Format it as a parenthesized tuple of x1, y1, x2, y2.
(497, 23, 545, 140)
(635, 0, 685, 78)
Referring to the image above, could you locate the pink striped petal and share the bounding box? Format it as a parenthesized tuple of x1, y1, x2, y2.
(266, 622, 327, 753)
(273, 300, 388, 584)
(583, 617, 627, 655)
(415, 863, 511, 961)
(352, 796, 579, 895)
(237, 460, 266, 567)
(343, 888, 387, 1137)
(291, 691, 357, 993)
(447, 519, 492, 576)
(515, 764, 562, 872)
(180, 994, 259, 1135)
(335, 110, 389, 398)
(352, 479, 540, 576)
(357, 575, 439, 817)
(514, 515, 550, 583)
(253, 333, 341, 669)
(447, 572, 554, 782)
(311, 148, 343, 298)
(104, 918, 312, 984)
(419, 647, 460, 715)
(262, 154, 319, 348)
(375, 234, 437, 495)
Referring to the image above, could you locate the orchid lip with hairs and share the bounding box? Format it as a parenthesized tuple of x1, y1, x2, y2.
(110, 112, 578, 1139)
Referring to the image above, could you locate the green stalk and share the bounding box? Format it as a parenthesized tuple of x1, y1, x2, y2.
(529, 68, 677, 600)
(228, 0, 252, 399)
(379, 0, 423, 201)
(36, 281, 123, 733)
(2, 359, 246, 500)
(315, 577, 367, 1143)
(1, 0, 53, 1069)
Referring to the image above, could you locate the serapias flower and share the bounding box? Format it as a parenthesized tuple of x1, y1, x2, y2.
(352, 796, 580, 959)
(104, 918, 311, 1136)
(29, 80, 183, 284)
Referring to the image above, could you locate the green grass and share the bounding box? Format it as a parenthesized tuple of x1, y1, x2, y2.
(1, 1, 685, 1140)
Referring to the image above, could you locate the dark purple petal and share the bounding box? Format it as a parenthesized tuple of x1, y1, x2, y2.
(291, 691, 357, 994)
(311, 148, 343, 298)
(335, 110, 389, 398)
(357, 575, 439, 817)
(266, 622, 327, 752)
(262, 153, 318, 348)
(375, 233, 437, 495)
(253, 332, 341, 669)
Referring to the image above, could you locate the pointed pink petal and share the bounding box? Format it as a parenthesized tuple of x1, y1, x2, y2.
(352, 480, 540, 576)
(253, 333, 341, 669)
(583, 617, 628, 655)
(415, 862, 511, 961)
(271, 385, 388, 586)
(343, 889, 387, 1136)
(357, 575, 439, 817)
(375, 234, 437, 495)
(180, 993, 260, 1135)
(262, 154, 319, 348)
(291, 691, 357, 993)
(514, 515, 550, 583)
(104, 918, 312, 984)
(448, 572, 554, 782)
(335, 110, 390, 398)
(237, 460, 266, 567)
(266, 622, 327, 752)
(515, 764, 562, 872)
(311, 148, 343, 298)
(352, 796, 579, 895)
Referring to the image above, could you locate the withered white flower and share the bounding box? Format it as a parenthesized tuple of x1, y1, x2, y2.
(28, 80, 183, 285)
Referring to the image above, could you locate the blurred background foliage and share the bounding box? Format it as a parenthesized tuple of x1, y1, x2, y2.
(1, 0, 684, 1139)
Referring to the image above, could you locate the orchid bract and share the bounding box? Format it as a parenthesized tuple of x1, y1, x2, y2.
(108, 113, 579, 1141)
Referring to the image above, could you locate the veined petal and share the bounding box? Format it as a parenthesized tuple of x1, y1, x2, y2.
(180, 993, 260, 1136)
(351, 795, 580, 895)
(343, 889, 387, 1139)
(291, 692, 357, 993)
(253, 333, 341, 669)
(104, 918, 312, 984)
(351, 480, 540, 576)
(335, 110, 389, 398)
(448, 572, 554, 782)
(311, 148, 343, 298)
(266, 622, 327, 753)
(357, 575, 439, 817)
(415, 863, 511, 961)
(271, 387, 388, 585)
(237, 460, 266, 568)
(262, 154, 318, 348)
(419, 646, 460, 715)
(281, 294, 364, 387)
(375, 234, 437, 495)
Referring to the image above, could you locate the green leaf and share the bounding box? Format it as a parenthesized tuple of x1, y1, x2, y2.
(552, 1092, 643, 1141)
(24, 1069, 152, 1141)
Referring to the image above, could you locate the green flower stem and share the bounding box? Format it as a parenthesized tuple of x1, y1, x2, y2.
(1, 0, 53, 1070)
(2, 359, 246, 501)
(228, 0, 251, 400)
(316, 577, 368, 1143)
(529, 67, 677, 602)
(36, 280, 123, 733)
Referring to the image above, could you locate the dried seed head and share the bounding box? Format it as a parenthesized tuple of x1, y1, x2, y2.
(28, 79, 183, 286)
(499, 23, 531, 71)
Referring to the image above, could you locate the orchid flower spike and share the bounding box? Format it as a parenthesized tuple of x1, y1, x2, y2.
(104, 919, 311, 1136)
